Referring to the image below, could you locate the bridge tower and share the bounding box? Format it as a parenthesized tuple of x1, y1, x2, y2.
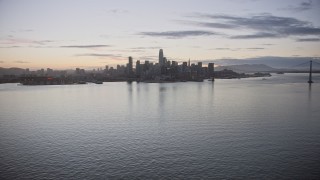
(308, 60, 313, 84)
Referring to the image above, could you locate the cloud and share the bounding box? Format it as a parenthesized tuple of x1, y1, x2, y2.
(281, 0, 313, 12)
(60, 45, 111, 48)
(0, 38, 54, 45)
(281, 26, 320, 36)
(26, 40, 53, 45)
(260, 43, 274, 46)
(0, 43, 111, 49)
(130, 46, 162, 50)
(197, 22, 238, 29)
(23, 29, 34, 32)
(14, 61, 29, 63)
(29, 46, 55, 48)
(246, 47, 265, 50)
(0, 45, 55, 48)
(296, 38, 320, 42)
(177, 20, 236, 29)
(0, 61, 3, 63)
(75, 53, 122, 58)
(231, 32, 280, 39)
(126, 46, 163, 53)
(10, 29, 34, 33)
(210, 47, 243, 51)
(213, 48, 231, 50)
(107, 9, 128, 14)
(186, 13, 320, 39)
(212, 47, 264, 51)
(300, 0, 313, 10)
(137, 55, 158, 61)
(128, 49, 145, 53)
(0, 46, 22, 48)
(139, 30, 218, 38)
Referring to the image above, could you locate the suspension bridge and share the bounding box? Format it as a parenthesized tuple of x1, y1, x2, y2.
(292, 60, 320, 84)
(213, 60, 320, 83)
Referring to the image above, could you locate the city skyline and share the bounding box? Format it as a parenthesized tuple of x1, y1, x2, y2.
(1, 0, 320, 69)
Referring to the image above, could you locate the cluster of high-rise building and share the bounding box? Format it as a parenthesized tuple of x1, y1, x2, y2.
(104, 49, 215, 82)
(1, 48, 273, 85)
(2, 49, 217, 84)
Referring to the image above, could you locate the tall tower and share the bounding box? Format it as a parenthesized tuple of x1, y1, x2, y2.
(127, 56, 133, 75)
(159, 49, 164, 65)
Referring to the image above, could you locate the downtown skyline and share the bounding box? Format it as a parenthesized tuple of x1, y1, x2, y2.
(1, 0, 320, 70)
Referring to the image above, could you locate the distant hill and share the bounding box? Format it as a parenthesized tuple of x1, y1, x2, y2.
(215, 64, 276, 73)
(206, 56, 320, 70)
(0, 67, 26, 76)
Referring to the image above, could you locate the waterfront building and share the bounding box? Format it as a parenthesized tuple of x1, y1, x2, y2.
(208, 63, 214, 77)
(172, 61, 178, 67)
(163, 57, 167, 66)
(197, 62, 203, 76)
(25, 68, 30, 75)
(182, 62, 188, 72)
(144, 61, 150, 72)
(166, 61, 171, 67)
(136, 60, 141, 77)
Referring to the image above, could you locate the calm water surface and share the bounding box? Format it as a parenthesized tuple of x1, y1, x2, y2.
(1, 73, 320, 179)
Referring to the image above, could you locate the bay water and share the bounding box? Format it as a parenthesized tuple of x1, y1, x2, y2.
(1, 73, 320, 179)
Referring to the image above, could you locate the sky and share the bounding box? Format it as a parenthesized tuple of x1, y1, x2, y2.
(0, 0, 320, 69)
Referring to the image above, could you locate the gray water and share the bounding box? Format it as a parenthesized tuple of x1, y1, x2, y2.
(1, 73, 320, 179)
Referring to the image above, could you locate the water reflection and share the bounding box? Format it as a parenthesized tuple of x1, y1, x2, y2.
(308, 83, 312, 102)
(1, 74, 320, 179)
(158, 84, 166, 109)
(127, 82, 133, 115)
(209, 81, 215, 104)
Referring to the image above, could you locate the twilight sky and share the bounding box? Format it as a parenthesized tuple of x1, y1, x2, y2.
(1, 0, 320, 69)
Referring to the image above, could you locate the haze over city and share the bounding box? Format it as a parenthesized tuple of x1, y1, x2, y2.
(1, 0, 320, 70)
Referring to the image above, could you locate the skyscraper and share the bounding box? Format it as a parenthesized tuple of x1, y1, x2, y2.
(197, 62, 203, 76)
(136, 60, 141, 77)
(127, 56, 133, 76)
(159, 49, 164, 65)
(208, 63, 214, 77)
